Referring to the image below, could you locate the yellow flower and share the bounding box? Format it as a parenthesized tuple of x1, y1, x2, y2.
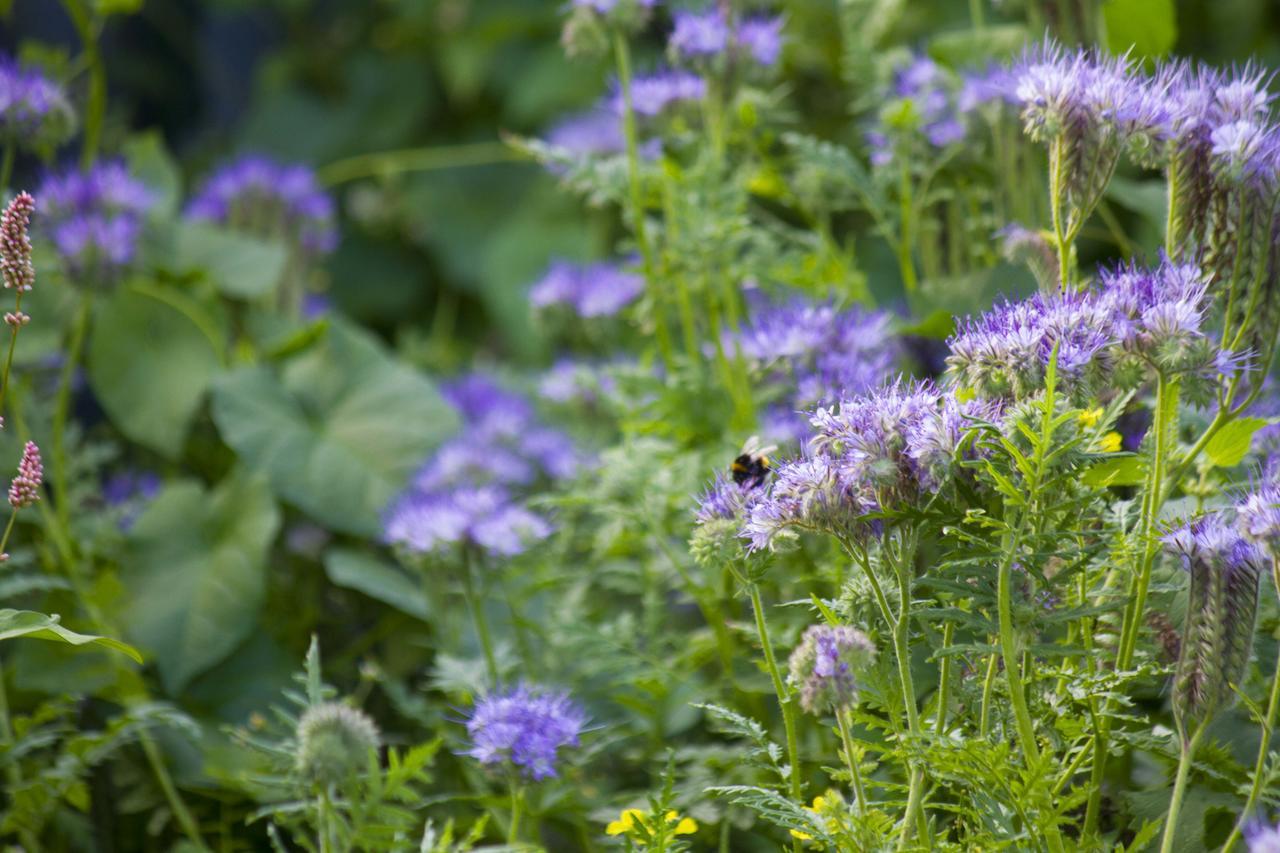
(605, 808, 697, 841)
(606, 809, 642, 836)
(669, 812, 697, 835)
(1078, 407, 1103, 428)
(1097, 431, 1122, 453)
(789, 796, 827, 841)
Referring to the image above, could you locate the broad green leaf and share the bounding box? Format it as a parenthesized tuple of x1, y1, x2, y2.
(1081, 456, 1146, 487)
(0, 610, 141, 661)
(123, 133, 182, 218)
(1204, 417, 1271, 469)
(928, 24, 1028, 66)
(119, 473, 280, 693)
(900, 309, 954, 340)
(1103, 0, 1177, 60)
(169, 222, 289, 300)
(211, 319, 458, 536)
(87, 285, 224, 459)
(324, 547, 429, 620)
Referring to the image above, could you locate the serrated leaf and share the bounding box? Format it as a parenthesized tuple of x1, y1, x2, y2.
(119, 472, 280, 692)
(0, 610, 141, 662)
(1204, 417, 1271, 469)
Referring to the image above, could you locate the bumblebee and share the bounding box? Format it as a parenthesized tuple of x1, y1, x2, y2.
(731, 436, 776, 489)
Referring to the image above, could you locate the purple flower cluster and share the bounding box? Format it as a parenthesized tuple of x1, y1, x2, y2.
(37, 163, 152, 281)
(723, 295, 899, 443)
(530, 259, 643, 319)
(187, 155, 337, 255)
(384, 374, 573, 559)
(611, 70, 706, 117)
(1236, 483, 1280, 556)
(948, 256, 1224, 399)
(787, 624, 876, 715)
(539, 357, 619, 406)
(1246, 821, 1280, 853)
(742, 382, 997, 550)
(668, 8, 784, 67)
(103, 470, 161, 531)
(0, 57, 74, 150)
(465, 684, 586, 780)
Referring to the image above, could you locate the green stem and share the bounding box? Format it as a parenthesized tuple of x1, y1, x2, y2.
(979, 649, 999, 739)
(1165, 157, 1181, 258)
(508, 780, 525, 845)
(837, 708, 867, 815)
(1159, 726, 1206, 853)
(1049, 137, 1071, 291)
(897, 159, 918, 293)
(0, 145, 13, 193)
(62, 0, 105, 168)
(997, 543, 1040, 764)
(747, 583, 803, 853)
(52, 294, 91, 535)
(934, 621, 954, 735)
(883, 539, 926, 848)
(460, 550, 498, 686)
(611, 30, 673, 366)
(319, 141, 517, 186)
(0, 286, 28, 418)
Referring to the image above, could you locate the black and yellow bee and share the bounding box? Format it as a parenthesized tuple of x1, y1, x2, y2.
(731, 436, 776, 489)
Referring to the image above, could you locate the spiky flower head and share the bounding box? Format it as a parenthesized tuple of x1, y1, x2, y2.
(1237, 483, 1280, 556)
(8, 441, 41, 509)
(668, 9, 784, 68)
(787, 624, 876, 715)
(0, 57, 75, 150)
(1163, 513, 1264, 730)
(37, 163, 152, 282)
(0, 192, 35, 293)
(465, 684, 586, 780)
(295, 701, 380, 788)
(187, 155, 337, 255)
(611, 69, 706, 117)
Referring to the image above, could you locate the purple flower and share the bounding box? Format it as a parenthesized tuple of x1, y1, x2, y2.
(737, 16, 784, 67)
(695, 470, 761, 523)
(539, 358, 618, 406)
(1237, 484, 1280, 555)
(669, 9, 731, 59)
(8, 441, 41, 509)
(0, 57, 73, 148)
(188, 155, 337, 255)
(787, 624, 876, 714)
(465, 684, 586, 780)
(1246, 820, 1280, 853)
(442, 373, 534, 439)
(612, 70, 706, 117)
(530, 259, 643, 318)
(572, 0, 656, 11)
(548, 109, 625, 157)
(37, 163, 152, 281)
(383, 486, 551, 558)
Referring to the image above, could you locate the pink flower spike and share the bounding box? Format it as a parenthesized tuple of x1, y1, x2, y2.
(0, 193, 35, 293)
(8, 441, 42, 508)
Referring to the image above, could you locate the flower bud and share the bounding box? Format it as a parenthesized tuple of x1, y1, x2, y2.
(295, 702, 380, 788)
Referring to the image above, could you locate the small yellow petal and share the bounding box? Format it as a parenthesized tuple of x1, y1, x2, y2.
(1099, 431, 1122, 453)
(674, 817, 698, 835)
(1078, 407, 1103, 428)
(605, 821, 626, 836)
(790, 829, 813, 841)
(606, 809, 641, 835)
(811, 796, 827, 810)
(663, 811, 678, 822)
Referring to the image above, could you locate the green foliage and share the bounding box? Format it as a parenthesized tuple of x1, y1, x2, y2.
(0, 609, 140, 661)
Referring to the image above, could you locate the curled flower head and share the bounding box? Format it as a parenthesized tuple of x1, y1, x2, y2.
(788, 624, 876, 715)
(465, 684, 586, 780)
(188, 155, 337, 255)
(530, 259, 643, 319)
(0, 192, 35, 293)
(295, 702, 380, 788)
(37, 163, 152, 282)
(0, 57, 74, 150)
(8, 441, 41, 509)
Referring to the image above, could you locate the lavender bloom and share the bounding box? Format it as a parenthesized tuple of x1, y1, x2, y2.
(413, 437, 536, 492)
(737, 16, 784, 67)
(539, 358, 618, 406)
(8, 441, 41, 509)
(1246, 821, 1280, 853)
(1163, 513, 1264, 727)
(37, 163, 152, 281)
(572, 0, 657, 11)
(1, 192, 35, 293)
(0, 57, 74, 149)
(787, 624, 876, 714)
(670, 9, 731, 59)
(104, 470, 161, 531)
(1237, 484, 1280, 556)
(612, 70, 706, 117)
(530, 259, 643, 318)
(442, 374, 534, 439)
(465, 684, 586, 780)
(187, 155, 337, 255)
(384, 486, 551, 558)
(548, 109, 625, 157)
(695, 470, 760, 523)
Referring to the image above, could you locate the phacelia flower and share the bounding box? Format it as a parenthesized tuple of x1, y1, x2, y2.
(788, 624, 876, 714)
(1237, 483, 1280, 556)
(612, 70, 706, 117)
(1246, 820, 1280, 853)
(442, 373, 535, 439)
(667, 9, 784, 68)
(0, 57, 74, 150)
(187, 155, 337, 255)
(737, 16, 784, 67)
(103, 470, 160, 531)
(8, 441, 41, 509)
(530, 259, 643, 318)
(295, 702, 380, 787)
(465, 684, 586, 780)
(606, 808, 698, 844)
(383, 486, 552, 559)
(37, 163, 152, 281)
(1163, 513, 1264, 727)
(0, 192, 35, 293)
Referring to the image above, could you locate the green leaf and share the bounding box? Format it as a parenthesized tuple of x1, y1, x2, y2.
(123, 133, 182, 219)
(1205, 417, 1271, 469)
(324, 548, 429, 620)
(928, 24, 1029, 66)
(87, 285, 224, 459)
(168, 222, 289, 300)
(0, 610, 142, 661)
(1081, 456, 1146, 487)
(92, 0, 143, 14)
(899, 309, 954, 339)
(119, 472, 280, 693)
(1103, 0, 1177, 60)
(210, 319, 458, 536)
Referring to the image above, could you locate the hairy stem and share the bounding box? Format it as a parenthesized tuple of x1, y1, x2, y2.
(1159, 726, 1206, 853)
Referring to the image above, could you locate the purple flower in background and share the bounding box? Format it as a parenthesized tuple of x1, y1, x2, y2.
(188, 155, 337, 255)
(384, 486, 551, 558)
(695, 470, 761, 523)
(540, 358, 619, 406)
(612, 70, 706, 116)
(530, 259, 643, 318)
(787, 624, 876, 714)
(548, 109, 626, 157)
(1246, 820, 1280, 853)
(465, 684, 586, 780)
(104, 470, 161, 531)
(0, 57, 74, 149)
(738, 16, 784, 66)
(670, 9, 731, 59)
(1237, 484, 1280, 556)
(572, 0, 657, 10)
(442, 373, 534, 439)
(37, 163, 152, 280)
